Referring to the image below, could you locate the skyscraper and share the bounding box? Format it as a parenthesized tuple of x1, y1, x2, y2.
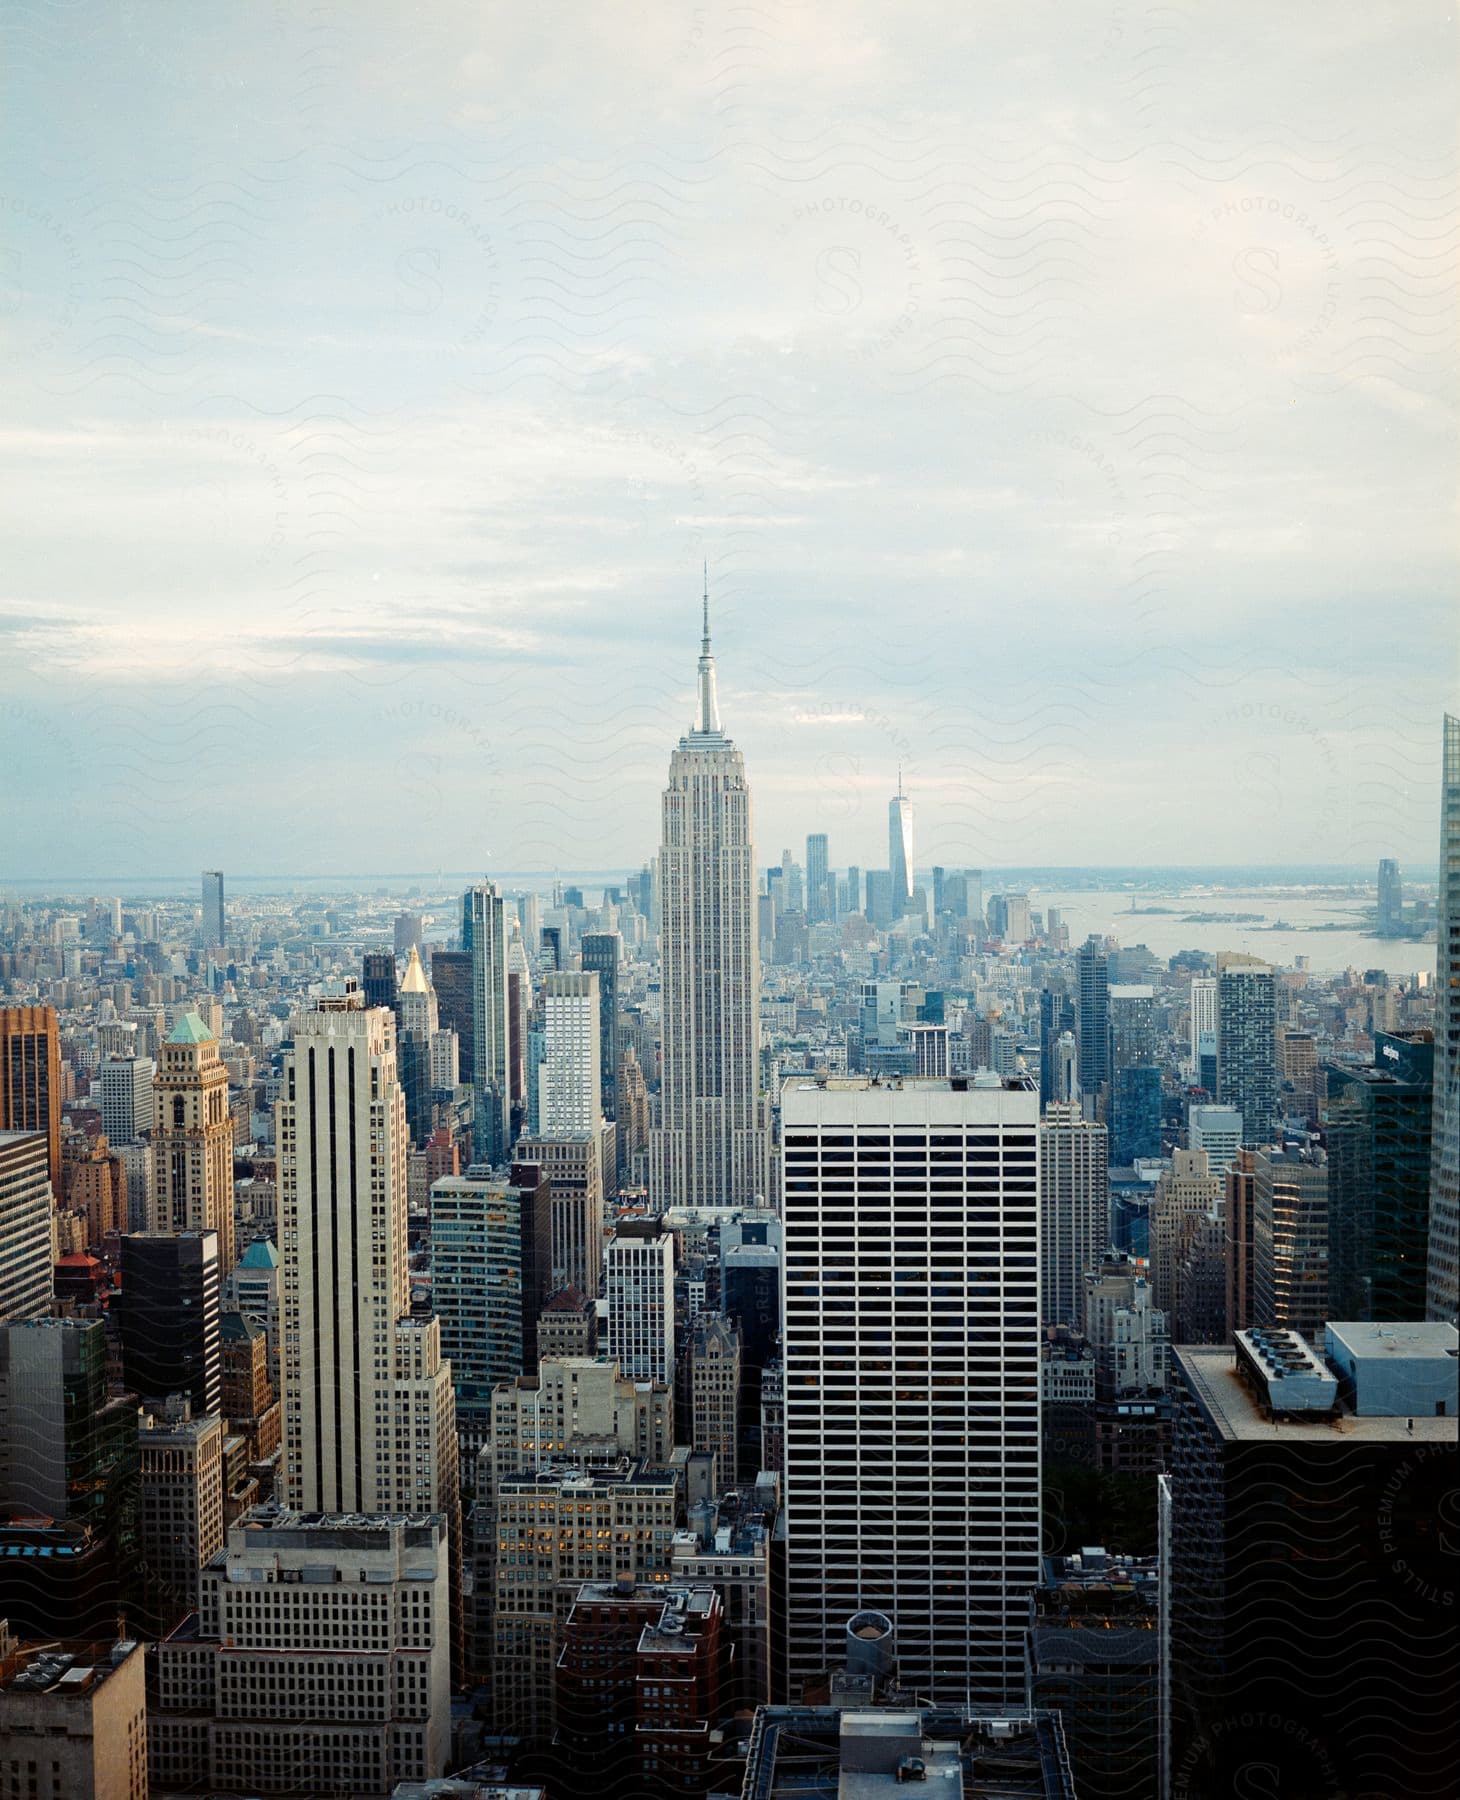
(605, 1217, 675, 1384)
(580, 931, 620, 1120)
(277, 992, 458, 1526)
(651, 587, 767, 1210)
(97, 1053, 155, 1146)
(0, 1131, 54, 1322)
(888, 774, 914, 914)
(1376, 856, 1403, 935)
(429, 947, 474, 1084)
(362, 947, 399, 1011)
(539, 970, 601, 1134)
(805, 832, 830, 923)
(151, 1011, 234, 1273)
(780, 1073, 1041, 1705)
(1188, 976, 1218, 1093)
(1326, 1029, 1433, 1320)
(429, 1163, 552, 1469)
(397, 943, 438, 1145)
(201, 869, 225, 950)
(1215, 955, 1278, 1147)
(118, 1229, 221, 1418)
(1108, 984, 1162, 1165)
(1039, 1101, 1110, 1329)
(1187, 1103, 1242, 1176)
(1252, 1144, 1329, 1341)
(1428, 712, 1460, 1324)
(0, 1005, 62, 1194)
(1149, 1148, 1222, 1319)
(463, 880, 512, 1163)
(1076, 937, 1110, 1100)
(1168, 1332, 1458, 1800)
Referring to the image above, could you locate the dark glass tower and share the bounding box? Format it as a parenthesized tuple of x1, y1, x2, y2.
(118, 1230, 221, 1417)
(1327, 1029, 1434, 1320)
(580, 931, 621, 1122)
(431, 948, 475, 1086)
(1169, 1340, 1458, 1799)
(362, 948, 399, 1012)
(1076, 937, 1110, 1099)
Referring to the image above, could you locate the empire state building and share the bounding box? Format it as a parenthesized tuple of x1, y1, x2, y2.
(651, 586, 768, 1210)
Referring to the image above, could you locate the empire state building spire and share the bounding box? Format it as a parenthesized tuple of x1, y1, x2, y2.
(695, 563, 723, 736)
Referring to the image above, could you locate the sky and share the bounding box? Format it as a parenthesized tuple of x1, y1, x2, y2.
(1, 2, 1456, 880)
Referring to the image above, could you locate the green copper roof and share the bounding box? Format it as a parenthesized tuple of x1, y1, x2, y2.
(238, 1237, 280, 1269)
(167, 1010, 215, 1044)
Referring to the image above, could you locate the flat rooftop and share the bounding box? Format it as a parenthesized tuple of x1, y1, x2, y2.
(1, 1641, 141, 1697)
(1175, 1346, 1458, 1443)
(743, 1707, 1075, 1800)
(1326, 1321, 1459, 1361)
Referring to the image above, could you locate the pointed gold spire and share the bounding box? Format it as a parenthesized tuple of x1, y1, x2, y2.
(400, 943, 430, 995)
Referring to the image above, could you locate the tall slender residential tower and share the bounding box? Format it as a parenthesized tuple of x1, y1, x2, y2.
(1426, 713, 1460, 1323)
(888, 773, 914, 915)
(463, 881, 512, 1163)
(278, 991, 458, 1528)
(1188, 975, 1219, 1093)
(1377, 856, 1404, 935)
(651, 584, 768, 1210)
(1040, 1101, 1110, 1329)
(1216, 955, 1278, 1147)
(1076, 937, 1111, 1100)
(151, 1011, 235, 1273)
(780, 1073, 1041, 1705)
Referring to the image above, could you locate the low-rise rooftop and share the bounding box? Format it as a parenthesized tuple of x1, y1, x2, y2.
(1176, 1345, 1458, 1443)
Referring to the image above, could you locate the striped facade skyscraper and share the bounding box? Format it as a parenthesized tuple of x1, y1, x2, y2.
(278, 990, 458, 1529)
(650, 585, 768, 1210)
(780, 1073, 1041, 1704)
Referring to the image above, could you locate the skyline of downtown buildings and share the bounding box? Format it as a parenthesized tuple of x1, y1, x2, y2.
(0, 597, 1456, 1797)
(3, 2, 1455, 1789)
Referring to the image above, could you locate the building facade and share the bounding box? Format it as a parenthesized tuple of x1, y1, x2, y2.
(462, 882, 512, 1163)
(429, 1166, 552, 1473)
(651, 596, 768, 1211)
(1215, 957, 1278, 1148)
(149, 1509, 451, 1796)
(781, 1074, 1041, 1705)
(0, 1131, 53, 1323)
(1252, 1145, 1329, 1342)
(1326, 1030, 1433, 1320)
(118, 1229, 221, 1418)
(606, 1218, 675, 1385)
(579, 933, 620, 1122)
(1428, 712, 1460, 1323)
(0, 1006, 62, 1193)
(1167, 1340, 1458, 1799)
(277, 995, 459, 1533)
(1039, 1102, 1109, 1330)
(96, 1055, 154, 1146)
(0, 1632, 147, 1800)
(151, 1011, 234, 1273)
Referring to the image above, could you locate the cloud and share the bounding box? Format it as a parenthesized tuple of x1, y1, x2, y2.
(0, 0, 1454, 876)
